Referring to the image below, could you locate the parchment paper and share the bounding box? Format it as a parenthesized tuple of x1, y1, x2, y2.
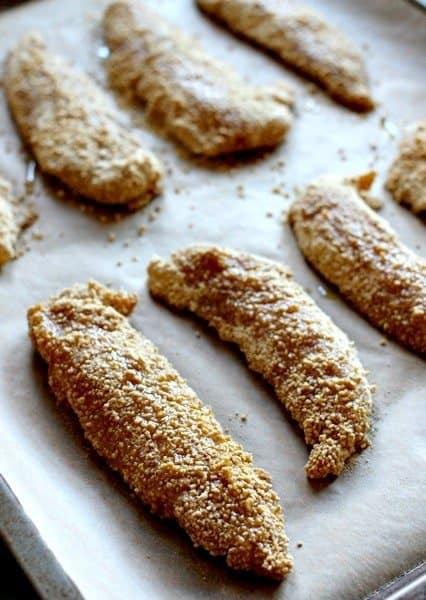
(0, 1, 425, 599)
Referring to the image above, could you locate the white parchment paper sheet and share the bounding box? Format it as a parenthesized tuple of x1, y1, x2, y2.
(0, 1, 425, 598)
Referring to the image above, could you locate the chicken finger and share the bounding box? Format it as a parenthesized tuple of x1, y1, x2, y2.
(289, 176, 426, 353)
(5, 34, 162, 208)
(0, 176, 17, 267)
(148, 245, 372, 479)
(196, 0, 373, 112)
(386, 120, 426, 215)
(104, 1, 293, 156)
(28, 281, 293, 579)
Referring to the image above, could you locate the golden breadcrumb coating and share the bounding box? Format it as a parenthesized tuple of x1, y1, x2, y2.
(289, 176, 426, 354)
(103, 1, 293, 156)
(0, 176, 17, 267)
(386, 120, 426, 214)
(148, 246, 372, 479)
(27, 281, 293, 579)
(4, 34, 162, 207)
(196, 0, 374, 112)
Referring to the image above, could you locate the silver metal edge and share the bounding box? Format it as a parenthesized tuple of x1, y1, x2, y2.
(0, 474, 84, 600)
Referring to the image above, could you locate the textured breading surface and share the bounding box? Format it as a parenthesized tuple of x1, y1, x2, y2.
(0, 176, 17, 267)
(148, 246, 372, 479)
(27, 281, 293, 579)
(196, 0, 373, 112)
(386, 120, 426, 214)
(4, 34, 162, 207)
(289, 177, 426, 354)
(104, 1, 293, 156)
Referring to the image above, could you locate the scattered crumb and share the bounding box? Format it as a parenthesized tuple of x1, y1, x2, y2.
(351, 171, 376, 192)
(116, 261, 122, 267)
(297, 542, 303, 548)
(266, 211, 273, 218)
(362, 194, 383, 210)
(379, 338, 387, 347)
(108, 231, 116, 242)
(131, 257, 139, 263)
(19, 206, 38, 230)
(240, 415, 247, 422)
(236, 184, 245, 199)
(31, 231, 43, 241)
(337, 148, 347, 161)
(195, 331, 201, 338)
(348, 172, 382, 210)
(137, 225, 146, 236)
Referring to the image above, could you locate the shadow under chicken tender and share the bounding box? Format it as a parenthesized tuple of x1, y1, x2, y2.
(387, 120, 426, 215)
(0, 176, 17, 267)
(4, 34, 162, 208)
(289, 176, 426, 354)
(104, 1, 293, 157)
(197, 0, 374, 112)
(27, 281, 293, 580)
(148, 245, 372, 479)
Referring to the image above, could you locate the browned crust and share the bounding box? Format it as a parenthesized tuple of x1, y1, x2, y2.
(4, 34, 162, 207)
(104, 1, 293, 156)
(27, 281, 293, 579)
(197, 0, 374, 112)
(148, 245, 372, 479)
(289, 176, 426, 354)
(386, 120, 426, 215)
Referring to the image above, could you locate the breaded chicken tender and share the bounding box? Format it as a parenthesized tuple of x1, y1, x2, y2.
(387, 120, 426, 215)
(148, 246, 372, 479)
(0, 177, 17, 267)
(104, 1, 293, 156)
(289, 176, 426, 354)
(4, 34, 162, 208)
(27, 281, 293, 579)
(196, 0, 373, 112)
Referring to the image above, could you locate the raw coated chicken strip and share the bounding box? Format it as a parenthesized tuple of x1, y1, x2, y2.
(148, 245, 372, 478)
(5, 34, 162, 207)
(28, 281, 293, 579)
(104, 1, 293, 156)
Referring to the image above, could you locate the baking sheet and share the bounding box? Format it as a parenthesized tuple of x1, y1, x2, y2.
(0, 0, 425, 599)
